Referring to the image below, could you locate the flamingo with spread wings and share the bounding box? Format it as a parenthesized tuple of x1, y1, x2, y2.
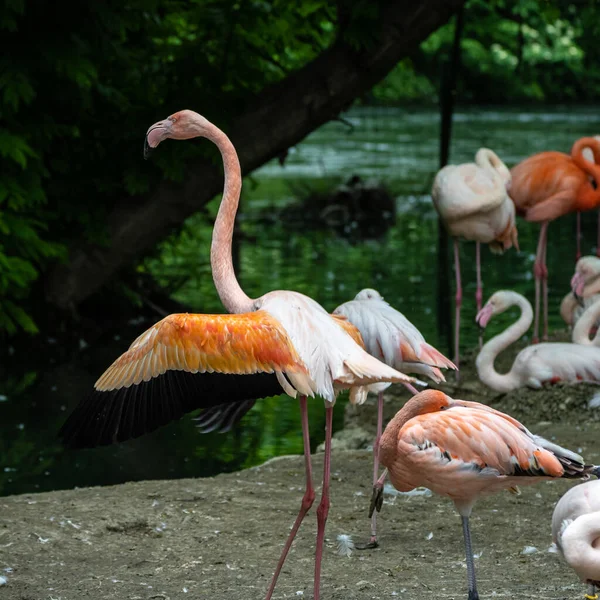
(510, 137, 600, 342)
(374, 389, 597, 600)
(59, 110, 419, 600)
(333, 288, 455, 547)
(432, 148, 517, 372)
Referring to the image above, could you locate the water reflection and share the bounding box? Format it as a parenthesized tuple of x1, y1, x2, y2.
(2, 106, 600, 497)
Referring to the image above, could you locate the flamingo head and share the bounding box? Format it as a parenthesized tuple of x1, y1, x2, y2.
(354, 288, 383, 301)
(571, 256, 600, 299)
(144, 110, 213, 159)
(476, 291, 513, 329)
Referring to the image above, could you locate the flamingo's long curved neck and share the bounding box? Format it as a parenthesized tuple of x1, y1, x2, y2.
(476, 294, 532, 392)
(572, 300, 600, 346)
(475, 148, 510, 184)
(561, 513, 600, 581)
(572, 137, 600, 180)
(205, 124, 254, 314)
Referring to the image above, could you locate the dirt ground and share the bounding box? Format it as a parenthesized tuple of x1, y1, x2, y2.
(2, 333, 600, 600)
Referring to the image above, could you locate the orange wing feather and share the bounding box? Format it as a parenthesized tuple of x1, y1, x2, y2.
(96, 311, 307, 391)
(329, 314, 365, 349)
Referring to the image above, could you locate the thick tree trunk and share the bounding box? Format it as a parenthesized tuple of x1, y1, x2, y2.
(45, 0, 463, 310)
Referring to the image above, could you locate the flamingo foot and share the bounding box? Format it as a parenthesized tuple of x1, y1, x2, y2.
(355, 537, 379, 550)
(368, 482, 385, 518)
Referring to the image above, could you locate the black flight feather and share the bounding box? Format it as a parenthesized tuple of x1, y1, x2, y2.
(59, 371, 282, 449)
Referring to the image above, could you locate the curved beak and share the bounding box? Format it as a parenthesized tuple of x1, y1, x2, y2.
(475, 304, 494, 330)
(571, 272, 585, 300)
(143, 119, 171, 160)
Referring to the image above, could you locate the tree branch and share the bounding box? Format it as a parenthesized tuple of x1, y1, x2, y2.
(44, 0, 463, 310)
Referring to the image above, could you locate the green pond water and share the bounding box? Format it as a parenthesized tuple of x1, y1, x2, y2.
(1, 105, 599, 497)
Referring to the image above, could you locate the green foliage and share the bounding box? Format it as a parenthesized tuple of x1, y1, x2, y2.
(371, 0, 599, 104)
(0, 0, 341, 335)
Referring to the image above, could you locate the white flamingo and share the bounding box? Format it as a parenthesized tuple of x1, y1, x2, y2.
(432, 148, 517, 372)
(552, 479, 600, 598)
(333, 288, 455, 546)
(475, 290, 600, 392)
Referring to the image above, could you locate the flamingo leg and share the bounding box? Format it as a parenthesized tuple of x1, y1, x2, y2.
(541, 222, 549, 341)
(265, 396, 314, 600)
(577, 212, 582, 261)
(369, 468, 388, 518)
(313, 405, 333, 600)
(461, 516, 480, 600)
(532, 223, 548, 344)
(586, 582, 597, 600)
(453, 239, 462, 378)
(597, 210, 600, 257)
(356, 391, 385, 550)
(475, 241, 483, 350)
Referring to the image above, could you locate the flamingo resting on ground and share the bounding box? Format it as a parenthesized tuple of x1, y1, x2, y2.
(59, 110, 419, 600)
(510, 137, 600, 343)
(432, 148, 517, 373)
(475, 290, 600, 392)
(561, 256, 600, 328)
(552, 480, 600, 599)
(373, 389, 598, 600)
(333, 288, 456, 547)
(577, 135, 600, 260)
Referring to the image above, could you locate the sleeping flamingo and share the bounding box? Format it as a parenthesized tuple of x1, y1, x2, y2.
(577, 135, 600, 260)
(432, 148, 517, 372)
(561, 255, 600, 332)
(552, 480, 600, 599)
(333, 288, 456, 547)
(372, 389, 597, 600)
(59, 110, 419, 600)
(510, 137, 600, 343)
(475, 290, 600, 392)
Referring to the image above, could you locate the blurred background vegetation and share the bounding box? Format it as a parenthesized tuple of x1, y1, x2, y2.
(1, 0, 599, 496)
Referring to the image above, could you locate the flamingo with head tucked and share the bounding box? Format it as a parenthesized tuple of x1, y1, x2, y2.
(562, 256, 600, 334)
(374, 389, 597, 600)
(576, 135, 600, 260)
(552, 480, 600, 600)
(510, 137, 600, 343)
(333, 288, 455, 547)
(59, 110, 419, 600)
(475, 290, 600, 392)
(432, 148, 517, 373)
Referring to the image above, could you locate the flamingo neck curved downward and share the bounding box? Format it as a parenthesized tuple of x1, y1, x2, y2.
(572, 137, 600, 211)
(205, 124, 254, 314)
(572, 300, 600, 346)
(475, 148, 511, 185)
(476, 293, 532, 392)
(561, 512, 600, 584)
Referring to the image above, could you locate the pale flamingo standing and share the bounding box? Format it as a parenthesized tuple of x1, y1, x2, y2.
(576, 135, 600, 260)
(552, 480, 600, 599)
(59, 110, 420, 600)
(333, 288, 456, 547)
(572, 299, 600, 346)
(432, 148, 518, 372)
(510, 137, 600, 343)
(373, 389, 597, 600)
(475, 290, 600, 392)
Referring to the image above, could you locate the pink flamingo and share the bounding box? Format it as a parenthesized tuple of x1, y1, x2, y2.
(374, 389, 597, 600)
(475, 290, 600, 392)
(432, 148, 517, 372)
(562, 256, 600, 333)
(333, 288, 456, 547)
(59, 110, 419, 600)
(552, 480, 600, 599)
(576, 135, 600, 260)
(510, 138, 600, 343)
